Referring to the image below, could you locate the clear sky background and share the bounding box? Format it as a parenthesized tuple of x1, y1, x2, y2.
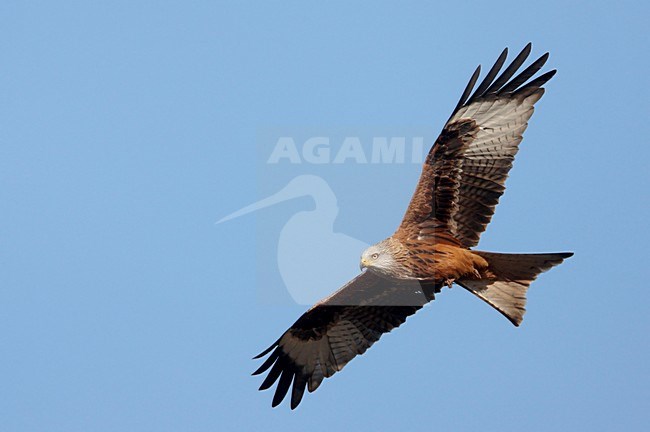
(2, 1, 649, 431)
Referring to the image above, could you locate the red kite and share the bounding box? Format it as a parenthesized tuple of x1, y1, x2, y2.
(253, 44, 572, 409)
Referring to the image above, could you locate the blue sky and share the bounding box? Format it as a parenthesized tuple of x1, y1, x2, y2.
(2, 1, 649, 431)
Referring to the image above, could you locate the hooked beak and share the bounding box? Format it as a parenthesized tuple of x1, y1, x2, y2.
(359, 258, 368, 272)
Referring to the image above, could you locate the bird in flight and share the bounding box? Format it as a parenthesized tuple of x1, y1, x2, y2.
(253, 43, 573, 409)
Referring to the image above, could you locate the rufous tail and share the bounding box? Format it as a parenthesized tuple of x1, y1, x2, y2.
(457, 251, 573, 326)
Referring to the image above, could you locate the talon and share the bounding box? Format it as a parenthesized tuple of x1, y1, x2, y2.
(472, 269, 482, 279)
(445, 278, 454, 288)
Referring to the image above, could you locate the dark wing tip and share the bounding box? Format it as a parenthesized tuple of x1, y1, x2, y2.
(450, 64, 481, 119)
(467, 47, 508, 104)
(258, 358, 284, 391)
(519, 69, 557, 93)
(483, 43, 533, 95)
(290, 374, 308, 409)
(499, 52, 550, 94)
(253, 341, 309, 409)
(252, 340, 279, 359)
(252, 347, 281, 376)
(449, 44, 555, 118)
(271, 368, 294, 407)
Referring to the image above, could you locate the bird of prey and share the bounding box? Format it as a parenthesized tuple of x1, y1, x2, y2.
(253, 44, 573, 409)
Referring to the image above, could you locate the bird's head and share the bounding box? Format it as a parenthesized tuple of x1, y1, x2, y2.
(360, 239, 399, 275)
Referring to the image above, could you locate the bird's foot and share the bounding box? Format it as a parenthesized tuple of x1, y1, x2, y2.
(472, 269, 482, 279)
(444, 278, 454, 288)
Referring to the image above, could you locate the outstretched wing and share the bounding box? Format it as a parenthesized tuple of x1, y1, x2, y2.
(253, 271, 438, 409)
(396, 43, 556, 247)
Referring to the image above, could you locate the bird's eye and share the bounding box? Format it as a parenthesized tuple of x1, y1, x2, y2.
(371, 253, 379, 259)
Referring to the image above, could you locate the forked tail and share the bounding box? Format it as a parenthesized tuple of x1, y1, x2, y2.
(458, 251, 573, 326)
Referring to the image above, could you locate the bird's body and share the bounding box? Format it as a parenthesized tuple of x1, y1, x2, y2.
(252, 44, 573, 409)
(361, 235, 487, 283)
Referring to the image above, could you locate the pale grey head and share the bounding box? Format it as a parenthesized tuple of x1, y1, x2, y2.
(359, 238, 403, 277)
